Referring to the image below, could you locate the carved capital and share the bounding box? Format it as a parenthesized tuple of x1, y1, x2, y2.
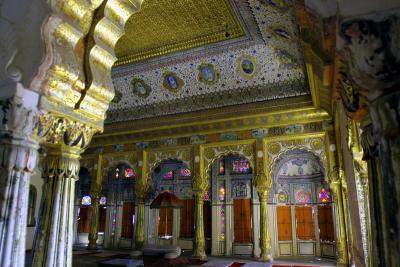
(41, 146, 81, 180)
(0, 86, 40, 140)
(38, 113, 97, 149)
(253, 173, 272, 196)
(192, 175, 208, 194)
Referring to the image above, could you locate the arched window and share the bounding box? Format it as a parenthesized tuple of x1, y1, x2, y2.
(27, 185, 37, 226)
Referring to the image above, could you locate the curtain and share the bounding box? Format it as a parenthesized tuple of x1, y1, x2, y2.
(78, 207, 92, 233)
(180, 199, 195, 238)
(318, 204, 334, 241)
(277, 206, 292, 241)
(295, 206, 315, 240)
(158, 208, 173, 237)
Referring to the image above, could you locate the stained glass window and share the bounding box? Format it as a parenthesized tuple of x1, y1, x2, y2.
(296, 190, 311, 204)
(124, 168, 135, 178)
(163, 170, 174, 180)
(99, 196, 107, 205)
(115, 168, 120, 179)
(203, 190, 210, 201)
(81, 195, 91, 206)
(219, 185, 226, 240)
(180, 169, 191, 177)
(232, 159, 250, 174)
(318, 188, 330, 203)
(219, 159, 225, 175)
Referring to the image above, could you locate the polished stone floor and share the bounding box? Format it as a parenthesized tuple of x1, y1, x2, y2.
(68, 248, 336, 267)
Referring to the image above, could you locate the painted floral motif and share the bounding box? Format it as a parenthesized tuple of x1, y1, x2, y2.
(277, 191, 287, 203)
(131, 78, 151, 98)
(198, 63, 220, 85)
(163, 71, 184, 92)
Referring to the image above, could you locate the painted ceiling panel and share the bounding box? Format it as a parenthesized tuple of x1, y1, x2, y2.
(108, 0, 310, 123)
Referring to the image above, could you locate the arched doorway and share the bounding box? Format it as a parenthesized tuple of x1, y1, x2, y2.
(272, 150, 335, 258)
(104, 163, 137, 248)
(209, 155, 255, 256)
(145, 160, 194, 250)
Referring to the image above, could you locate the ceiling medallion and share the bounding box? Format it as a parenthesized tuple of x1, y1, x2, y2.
(112, 90, 123, 104)
(197, 63, 220, 85)
(131, 78, 151, 98)
(237, 55, 257, 79)
(162, 71, 184, 93)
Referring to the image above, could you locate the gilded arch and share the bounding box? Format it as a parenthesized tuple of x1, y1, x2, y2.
(201, 140, 256, 184)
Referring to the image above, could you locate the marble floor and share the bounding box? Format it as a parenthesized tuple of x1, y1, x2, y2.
(68, 248, 337, 267)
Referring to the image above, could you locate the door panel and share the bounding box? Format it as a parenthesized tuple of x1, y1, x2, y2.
(277, 206, 292, 241)
(233, 198, 252, 242)
(121, 202, 135, 238)
(295, 206, 315, 240)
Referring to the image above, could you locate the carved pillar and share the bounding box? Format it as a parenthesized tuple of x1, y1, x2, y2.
(31, 113, 96, 267)
(134, 197, 145, 250)
(87, 154, 103, 250)
(192, 145, 207, 258)
(340, 14, 400, 266)
(87, 192, 101, 250)
(193, 190, 206, 259)
(134, 151, 148, 251)
(0, 86, 40, 267)
(32, 146, 81, 267)
(254, 174, 272, 262)
(328, 168, 349, 266)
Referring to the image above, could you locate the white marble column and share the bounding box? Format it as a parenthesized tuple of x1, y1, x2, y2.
(32, 146, 82, 267)
(0, 85, 40, 267)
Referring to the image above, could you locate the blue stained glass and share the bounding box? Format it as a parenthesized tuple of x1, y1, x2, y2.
(81, 195, 91, 206)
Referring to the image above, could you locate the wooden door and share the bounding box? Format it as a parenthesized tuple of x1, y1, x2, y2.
(295, 206, 315, 240)
(78, 206, 92, 233)
(203, 201, 212, 239)
(318, 204, 334, 241)
(233, 198, 252, 242)
(277, 206, 292, 241)
(98, 206, 107, 233)
(121, 202, 135, 238)
(180, 199, 195, 238)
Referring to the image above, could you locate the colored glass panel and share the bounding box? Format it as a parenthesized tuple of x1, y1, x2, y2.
(81, 195, 91, 206)
(180, 168, 191, 177)
(219, 185, 225, 240)
(318, 188, 330, 203)
(296, 190, 311, 204)
(124, 168, 135, 178)
(99, 196, 107, 205)
(163, 170, 174, 180)
(232, 159, 250, 174)
(115, 168, 120, 179)
(219, 159, 225, 175)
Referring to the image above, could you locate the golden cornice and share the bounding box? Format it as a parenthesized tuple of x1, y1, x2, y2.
(114, 0, 244, 66)
(90, 105, 331, 147)
(105, 96, 313, 134)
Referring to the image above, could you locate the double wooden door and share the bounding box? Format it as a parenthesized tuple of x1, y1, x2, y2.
(276, 204, 335, 257)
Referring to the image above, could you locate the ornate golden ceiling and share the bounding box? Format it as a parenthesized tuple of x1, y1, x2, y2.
(114, 0, 245, 65)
